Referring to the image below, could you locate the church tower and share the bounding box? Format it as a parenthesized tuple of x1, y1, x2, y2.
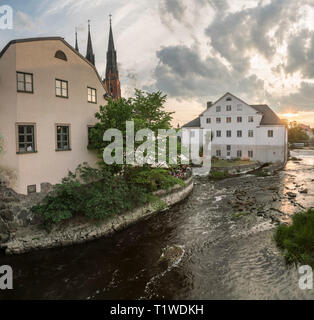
(104, 16, 121, 99)
(86, 20, 95, 65)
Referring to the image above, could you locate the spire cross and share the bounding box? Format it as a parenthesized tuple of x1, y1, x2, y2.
(109, 14, 112, 25)
(88, 19, 90, 30)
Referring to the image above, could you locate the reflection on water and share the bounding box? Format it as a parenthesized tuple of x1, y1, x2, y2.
(0, 149, 313, 300)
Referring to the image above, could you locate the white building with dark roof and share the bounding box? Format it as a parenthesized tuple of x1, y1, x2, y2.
(182, 92, 288, 164)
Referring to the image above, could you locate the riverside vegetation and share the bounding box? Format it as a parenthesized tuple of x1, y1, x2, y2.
(275, 209, 314, 268)
(31, 90, 186, 228)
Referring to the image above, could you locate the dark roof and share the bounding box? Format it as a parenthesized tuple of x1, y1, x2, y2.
(250, 104, 284, 125)
(182, 117, 201, 128)
(0, 37, 107, 92)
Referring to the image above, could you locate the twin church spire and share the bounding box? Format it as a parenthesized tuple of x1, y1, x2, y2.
(75, 16, 121, 99)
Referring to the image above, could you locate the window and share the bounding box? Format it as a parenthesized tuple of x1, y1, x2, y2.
(237, 104, 243, 111)
(226, 130, 232, 137)
(216, 150, 221, 157)
(17, 124, 36, 153)
(237, 130, 242, 137)
(88, 87, 97, 103)
(237, 150, 242, 158)
(226, 97, 232, 101)
(216, 117, 221, 123)
(87, 126, 94, 145)
(248, 116, 254, 123)
(206, 118, 211, 124)
(55, 50, 67, 61)
(216, 106, 221, 112)
(190, 131, 195, 138)
(268, 130, 274, 138)
(226, 105, 232, 111)
(56, 125, 70, 151)
(226, 117, 232, 123)
(17, 72, 33, 93)
(227, 145, 231, 151)
(216, 130, 221, 137)
(56, 79, 68, 98)
(248, 150, 254, 158)
(248, 130, 254, 137)
(237, 116, 242, 123)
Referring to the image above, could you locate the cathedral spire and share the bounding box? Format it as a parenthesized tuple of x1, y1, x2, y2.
(86, 20, 95, 65)
(104, 15, 121, 99)
(75, 28, 79, 52)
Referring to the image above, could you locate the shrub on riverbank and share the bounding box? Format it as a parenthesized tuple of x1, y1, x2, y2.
(274, 209, 314, 268)
(31, 163, 184, 227)
(209, 170, 231, 180)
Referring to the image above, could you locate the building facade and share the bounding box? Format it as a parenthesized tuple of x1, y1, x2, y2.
(183, 93, 288, 164)
(0, 37, 108, 194)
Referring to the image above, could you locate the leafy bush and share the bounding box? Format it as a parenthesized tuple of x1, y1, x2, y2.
(274, 209, 314, 267)
(32, 164, 185, 227)
(125, 167, 184, 192)
(209, 170, 231, 180)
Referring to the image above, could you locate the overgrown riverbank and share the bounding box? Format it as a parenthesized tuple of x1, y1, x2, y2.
(275, 209, 314, 268)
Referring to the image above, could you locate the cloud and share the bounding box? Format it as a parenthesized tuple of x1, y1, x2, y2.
(150, 44, 265, 102)
(205, 0, 303, 74)
(14, 10, 37, 31)
(277, 82, 314, 111)
(285, 30, 314, 78)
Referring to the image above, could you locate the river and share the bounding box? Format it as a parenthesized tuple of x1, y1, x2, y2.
(1, 149, 313, 300)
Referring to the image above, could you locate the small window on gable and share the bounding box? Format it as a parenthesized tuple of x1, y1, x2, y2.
(226, 97, 232, 101)
(55, 50, 67, 61)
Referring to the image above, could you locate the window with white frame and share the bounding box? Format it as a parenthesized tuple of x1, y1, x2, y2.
(226, 117, 232, 123)
(226, 130, 232, 137)
(237, 150, 242, 158)
(226, 105, 232, 111)
(216, 117, 221, 124)
(237, 116, 242, 123)
(88, 87, 97, 103)
(216, 150, 221, 157)
(56, 79, 68, 98)
(248, 150, 253, 158)
(248, 130, 254, 137)
(206, 118, 211, 124)
(268, 130, 274, 138)
(237, 130, 242, 137)
(216, 130, 221, 137)
(248, 116, 254, 123)
(216, 106, 221, 112)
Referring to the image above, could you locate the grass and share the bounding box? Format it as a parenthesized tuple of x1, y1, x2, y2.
(232, 211, 250, 220)
(274, 209, 314, 268)
(211, 159, 256, 168)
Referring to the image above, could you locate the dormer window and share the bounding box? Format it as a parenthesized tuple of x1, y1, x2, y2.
(55, 50, 67, 61)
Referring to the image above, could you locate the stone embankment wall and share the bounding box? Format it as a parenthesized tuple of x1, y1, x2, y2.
(1, 178, 194, 255)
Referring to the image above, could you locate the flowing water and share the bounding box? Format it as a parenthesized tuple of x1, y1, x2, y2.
(1, 149, 314, 300)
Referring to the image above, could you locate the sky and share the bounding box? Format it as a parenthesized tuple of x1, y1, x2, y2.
(0, 0, 314, 127)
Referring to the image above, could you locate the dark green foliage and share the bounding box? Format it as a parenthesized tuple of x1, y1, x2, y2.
(32, 163, 183, 226)
(209, 170, 231, 180)
(274, 209, 314, 267)
(125, 167, 184, 192)
(288, 121, 310, 143)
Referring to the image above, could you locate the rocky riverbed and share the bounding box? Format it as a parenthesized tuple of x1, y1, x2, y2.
(0, 149, 313, 300)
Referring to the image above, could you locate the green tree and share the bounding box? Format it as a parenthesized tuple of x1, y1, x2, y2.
(288, 122, 309, 143)
(88, 90, 174, 172)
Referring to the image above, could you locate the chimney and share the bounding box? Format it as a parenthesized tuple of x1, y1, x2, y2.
(207, 101, 212, 109)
